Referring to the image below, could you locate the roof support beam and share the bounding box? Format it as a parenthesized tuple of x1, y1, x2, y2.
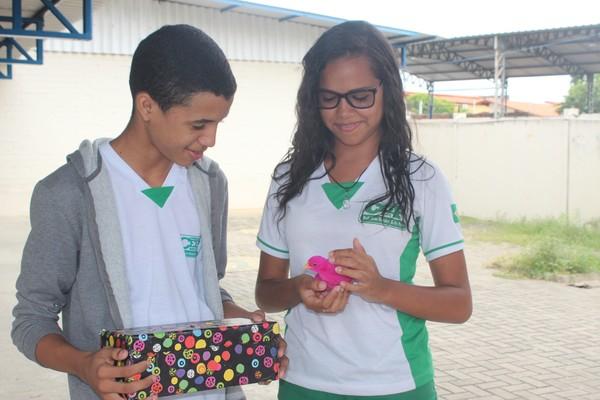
(0, 0, 92, 40)
(412, 26, 600, 53)
(0, 37, 43, 64)
(519, 45, 587, 76)
(406, 42, 493, 80)
(0, 64, 12, 79)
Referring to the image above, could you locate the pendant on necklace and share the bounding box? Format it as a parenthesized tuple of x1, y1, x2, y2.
(342, 198, 351, 209)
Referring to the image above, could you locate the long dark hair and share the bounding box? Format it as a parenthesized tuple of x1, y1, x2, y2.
(274, 20, 424, 228)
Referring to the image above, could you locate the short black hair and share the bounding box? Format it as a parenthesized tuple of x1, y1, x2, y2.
(129, 24, 236, 111)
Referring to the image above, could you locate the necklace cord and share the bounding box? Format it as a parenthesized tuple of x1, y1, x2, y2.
(328, 164, 369, 192)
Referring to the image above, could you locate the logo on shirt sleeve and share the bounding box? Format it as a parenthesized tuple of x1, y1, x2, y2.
(181, 235, 201, 258)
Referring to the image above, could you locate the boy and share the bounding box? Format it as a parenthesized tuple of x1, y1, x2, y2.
(12, 24, 285, 399)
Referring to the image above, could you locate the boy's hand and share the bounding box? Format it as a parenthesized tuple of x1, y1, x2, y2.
(79, 347, 154, 399)
(275, 335, 289, 380)
(296, 274, 349, 314)
(260, 333, 289, 385)
(223, 301, 267, 321)
(246, 309, 267, 322)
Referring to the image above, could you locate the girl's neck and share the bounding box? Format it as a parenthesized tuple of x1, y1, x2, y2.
(326, 141, 379, 182)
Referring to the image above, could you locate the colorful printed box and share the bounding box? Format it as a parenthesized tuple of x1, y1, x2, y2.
(100, 319, 281, 399)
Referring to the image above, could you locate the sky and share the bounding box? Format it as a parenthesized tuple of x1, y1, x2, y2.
(254, 0, 599, 103)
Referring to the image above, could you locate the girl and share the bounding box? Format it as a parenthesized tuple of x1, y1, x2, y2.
(255, 21, 471, 400)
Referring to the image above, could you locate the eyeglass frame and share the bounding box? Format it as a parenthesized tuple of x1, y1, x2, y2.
(317, 81, 382, 110)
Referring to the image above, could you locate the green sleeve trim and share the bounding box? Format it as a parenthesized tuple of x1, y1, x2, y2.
(424, 239, 464, 256)
(256, 236, 289, 254)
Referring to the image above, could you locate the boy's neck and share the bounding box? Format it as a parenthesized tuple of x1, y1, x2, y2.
(111, 127, 174, 188)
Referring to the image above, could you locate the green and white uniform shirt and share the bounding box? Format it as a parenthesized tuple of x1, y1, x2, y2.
(100, 143, 215, 329)
(257, 155, 464, 396)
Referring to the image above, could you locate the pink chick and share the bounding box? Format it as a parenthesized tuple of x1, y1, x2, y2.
(305, 255, 352, 290)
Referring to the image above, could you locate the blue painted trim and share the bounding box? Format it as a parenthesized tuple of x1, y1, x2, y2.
(278, 15, 298, 22)
(0, 64, 13, 79)
(0, 36, 43, 65)
(213, 0, 423, 37)
(220, 5, 239, 12)
(42, 0, 78, 34)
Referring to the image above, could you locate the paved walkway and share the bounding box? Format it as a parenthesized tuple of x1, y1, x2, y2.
(2, 211, 599, 399)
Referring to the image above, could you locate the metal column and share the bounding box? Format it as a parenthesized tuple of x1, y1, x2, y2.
(427, 81, 434, 119)
(494, 36, 507, 118)
(587, 73, 595, 113)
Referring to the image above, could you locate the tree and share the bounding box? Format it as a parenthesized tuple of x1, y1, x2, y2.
(561, 74, 600, 113)
(405, 93, 455, 115)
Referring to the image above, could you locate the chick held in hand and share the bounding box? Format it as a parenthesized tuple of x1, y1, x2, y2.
(305, 255, 352, 290)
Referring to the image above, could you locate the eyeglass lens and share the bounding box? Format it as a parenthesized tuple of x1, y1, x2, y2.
(318, 88, 376, 109)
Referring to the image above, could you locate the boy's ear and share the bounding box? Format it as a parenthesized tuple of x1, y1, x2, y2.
(135, 92, 157, 122)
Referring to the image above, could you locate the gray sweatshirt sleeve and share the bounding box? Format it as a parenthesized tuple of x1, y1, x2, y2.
(210, 164, 233, 303)
(11, 178, 80, 362)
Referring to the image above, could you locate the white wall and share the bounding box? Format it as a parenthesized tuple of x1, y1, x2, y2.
(413, 118, 600, 224)
(2, 53, 599, 223)
(0, 52, 300, 216)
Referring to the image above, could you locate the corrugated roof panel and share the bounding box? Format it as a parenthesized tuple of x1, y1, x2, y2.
(44, 0, 324, 63)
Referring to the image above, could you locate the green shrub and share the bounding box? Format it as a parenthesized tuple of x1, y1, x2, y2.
(463, 217, 600, 280)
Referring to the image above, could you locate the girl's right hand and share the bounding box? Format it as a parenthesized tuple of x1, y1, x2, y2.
(79, 347, 154, 399)
(296, 274, 349, 314)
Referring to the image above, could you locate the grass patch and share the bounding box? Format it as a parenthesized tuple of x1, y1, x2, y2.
(461, 216, 600, 280)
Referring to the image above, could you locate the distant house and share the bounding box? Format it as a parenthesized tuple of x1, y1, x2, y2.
(499, 99, 561, 117)
(406, 92, 560, 117)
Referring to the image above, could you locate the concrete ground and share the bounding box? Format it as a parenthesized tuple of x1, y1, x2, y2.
(2, 210, 599, 399)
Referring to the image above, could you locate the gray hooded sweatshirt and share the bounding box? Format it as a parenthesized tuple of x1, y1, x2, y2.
(12, 138, 244, 399)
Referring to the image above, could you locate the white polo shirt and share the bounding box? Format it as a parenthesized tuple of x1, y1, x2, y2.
(257, 155, 464, 395)
(100, 142, 215, 328)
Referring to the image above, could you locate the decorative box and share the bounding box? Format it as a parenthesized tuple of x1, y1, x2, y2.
(100, 319, 281, 399)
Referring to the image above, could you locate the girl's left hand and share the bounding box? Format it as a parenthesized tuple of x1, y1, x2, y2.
(330, 238, 388, 303)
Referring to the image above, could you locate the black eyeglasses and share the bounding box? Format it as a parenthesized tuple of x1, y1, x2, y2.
(318, 82, 381, 109)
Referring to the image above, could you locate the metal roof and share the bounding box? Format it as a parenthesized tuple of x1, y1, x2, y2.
(167, 0, 431, 44)
(1, 0, 431, 79)
(399, 24, 600, 82)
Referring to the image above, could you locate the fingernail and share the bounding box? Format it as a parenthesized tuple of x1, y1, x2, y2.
(335, 267, 341, 273)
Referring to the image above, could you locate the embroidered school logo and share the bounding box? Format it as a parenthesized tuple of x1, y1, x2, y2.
(360, 203, 407, 230)
(181, 235, 201, 258)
